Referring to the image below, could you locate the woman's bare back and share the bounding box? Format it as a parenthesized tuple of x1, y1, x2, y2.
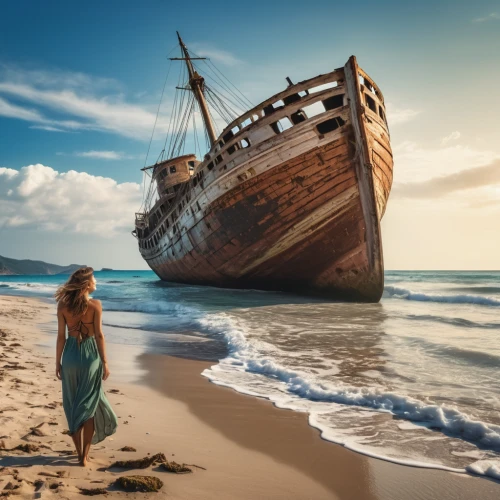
(62, 299, 99, 338)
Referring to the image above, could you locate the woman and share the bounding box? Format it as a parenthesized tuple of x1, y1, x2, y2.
(54, 267, 117, 466)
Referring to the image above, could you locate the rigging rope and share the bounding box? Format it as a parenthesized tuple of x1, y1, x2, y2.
(139, 41, 255, 215)
(138, 60, 172, 213)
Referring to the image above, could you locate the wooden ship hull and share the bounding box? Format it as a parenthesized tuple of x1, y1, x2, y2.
(134, 50, 393, 302)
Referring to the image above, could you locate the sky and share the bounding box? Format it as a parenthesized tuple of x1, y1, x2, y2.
(0, 0, 499, 270)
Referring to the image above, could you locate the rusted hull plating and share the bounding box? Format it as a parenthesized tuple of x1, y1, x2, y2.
(138, 57, 393, 302)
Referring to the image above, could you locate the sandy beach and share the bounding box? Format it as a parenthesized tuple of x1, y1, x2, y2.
(1, 293, 500, 499)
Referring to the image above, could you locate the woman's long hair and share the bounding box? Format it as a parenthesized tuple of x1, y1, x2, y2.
(54, 267, 94, 316)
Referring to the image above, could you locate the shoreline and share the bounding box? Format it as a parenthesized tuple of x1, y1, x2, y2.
(0, 293, 499, 499)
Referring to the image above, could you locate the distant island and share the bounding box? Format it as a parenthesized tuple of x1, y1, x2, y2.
(0, 255, 85, 275)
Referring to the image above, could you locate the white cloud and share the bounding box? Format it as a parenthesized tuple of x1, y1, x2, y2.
(189, 44, 243, 66)
(0, 64, 121, 92)
(385, 103, 421, 125)
(0, 95, 95, 132)
(0, 96, 45, 122)
(0, 167, 19, 180)
(0, 82, 169, 139)
(392, 160, 500, 200)
(392, 140, 500, 184)
(76, 150, 137, 160)
(473, 12, 500, 22)
(440, 130, 461, 145)
(29, 125, 68, 132)
(0, 164, 142, 236)
(0, 66, 171, 140)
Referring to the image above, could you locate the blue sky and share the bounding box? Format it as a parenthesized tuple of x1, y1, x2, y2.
(1, 0, 499, 269)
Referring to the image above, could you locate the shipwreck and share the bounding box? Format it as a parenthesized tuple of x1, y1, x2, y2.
(133, 33, 393, 302)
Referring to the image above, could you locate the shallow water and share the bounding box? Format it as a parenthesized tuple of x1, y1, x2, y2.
(2, 269, 499, 480)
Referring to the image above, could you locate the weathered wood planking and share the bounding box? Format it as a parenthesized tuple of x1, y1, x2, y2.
(137, 56, 394, 302)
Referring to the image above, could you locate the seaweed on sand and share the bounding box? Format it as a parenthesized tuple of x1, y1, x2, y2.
(109, 453, 166, 470)
(11, 444, 39, 453)
(160, 461, 192, 474)
(114, 476, 163, 493)
(79, 487, 108, 496)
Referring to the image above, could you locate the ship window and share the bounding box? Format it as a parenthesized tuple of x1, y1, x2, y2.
(298, 90, 308, 97)
(231, 126, 240, 134)
(207, 162, 214, 171)
(322, 94, 344, 111)
(263, 104, 275, 116)
(240, 117, 252, 128)
(379, 106, 386, 123)
(283, 93, 301, 105)
(272, 99, 285, 110)
(197, 201, 201, 212)
(270, 117, 293, 135)
(173, 225, 177, 234)
(228, 143, 239, 155)
(214, 154, 223, 165)
(316, 117, 346, 134)
(302, 101, 325, 118)
(188, 160, 195, 171)
(252, 114, 260, 122)
(218, 140, 224, 148)
(364, 78, 376, 95)
(240, 138, 250, 148)
(365, 94, 377, 113)
(170, 165, 177, 173)
(309, 82, 337, 93)
(290, 110, 307, 125)
(223, 130, 234, 142)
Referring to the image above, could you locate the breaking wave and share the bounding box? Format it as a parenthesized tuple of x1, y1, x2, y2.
(405, 314, 500, 330)
(102, 299, 201, 318)
(384, 286, 500, 307)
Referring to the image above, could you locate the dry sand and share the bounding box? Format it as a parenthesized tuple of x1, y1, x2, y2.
(0, 293, 499, 499)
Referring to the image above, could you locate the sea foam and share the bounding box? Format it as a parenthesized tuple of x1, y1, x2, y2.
(199, 311, 500, 476)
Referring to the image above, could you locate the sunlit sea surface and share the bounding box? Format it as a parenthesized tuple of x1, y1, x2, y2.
(1, 270, 500, 480)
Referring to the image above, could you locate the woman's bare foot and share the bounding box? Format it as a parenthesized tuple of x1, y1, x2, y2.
(80, 455, 90, 467)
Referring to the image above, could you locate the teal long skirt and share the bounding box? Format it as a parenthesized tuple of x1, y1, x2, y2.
(61, 336, 118, 444)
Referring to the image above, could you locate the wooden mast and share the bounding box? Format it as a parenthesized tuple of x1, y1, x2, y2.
(176, 32, 217, 146)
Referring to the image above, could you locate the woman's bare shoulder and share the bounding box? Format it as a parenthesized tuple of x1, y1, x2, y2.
(90, 298, 102, 310)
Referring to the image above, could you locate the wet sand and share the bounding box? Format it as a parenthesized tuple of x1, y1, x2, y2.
(1, 294, 499, 499)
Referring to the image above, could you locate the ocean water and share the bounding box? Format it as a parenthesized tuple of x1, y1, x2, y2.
(1, 270, 500, 480)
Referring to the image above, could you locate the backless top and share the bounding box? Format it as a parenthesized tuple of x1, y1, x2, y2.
(66, 306, 95, 348)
